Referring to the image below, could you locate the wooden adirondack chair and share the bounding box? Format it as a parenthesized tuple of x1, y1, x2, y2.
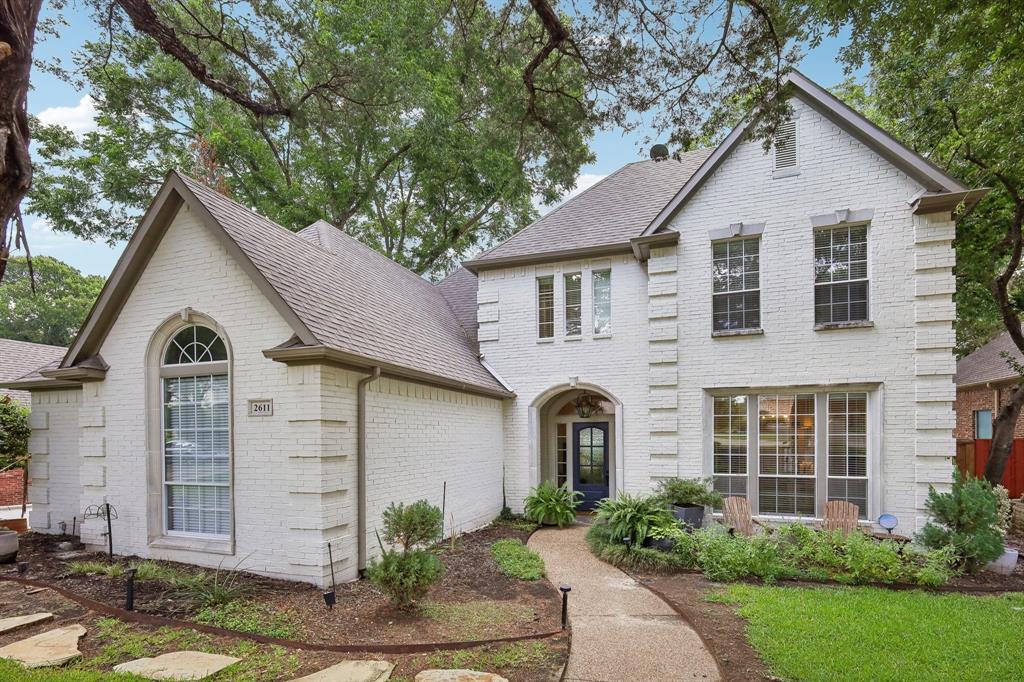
(723, 496, 770, 537)
(820, 500, 861, 536)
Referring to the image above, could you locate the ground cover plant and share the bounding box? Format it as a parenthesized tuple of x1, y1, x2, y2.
(194, 601, 298, 638)
(491, 539, 545, 580)
(594, 493, 675, 546)
(710, 584, 1024, 681)
(523, 481, 582, 527)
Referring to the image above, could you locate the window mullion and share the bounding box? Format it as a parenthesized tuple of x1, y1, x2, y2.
(815, 393, 828, 518)
(747, 393, 759, 514)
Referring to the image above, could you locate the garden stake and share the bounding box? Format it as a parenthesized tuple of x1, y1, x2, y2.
(125, 567, 137, 611)
(323, 541, 337, 609)
(105, 503, 113, 559)
(71, 516, 76, 537)
(441, 481, 447, 537)
(559, 584, 571, 629)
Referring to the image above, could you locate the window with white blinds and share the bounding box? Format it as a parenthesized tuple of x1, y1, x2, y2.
(161, 325, 230, 537)
(537, 276, 555, 338)
(773, 119, 797, 170)
(814, 224, 869, 325)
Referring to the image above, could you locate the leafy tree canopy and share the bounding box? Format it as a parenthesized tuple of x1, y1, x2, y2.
(0, 255, 105, 346)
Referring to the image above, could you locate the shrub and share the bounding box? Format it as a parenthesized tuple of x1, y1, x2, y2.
(994, 484, 1012, 536)
(585, 523, 694, 573)
(381, 500, 443, 551)
(655, 477, 722, 508)
(594, 493, 675, 546)
(908, 544, 959, 587)
(368, 548, 444, 608)
(491, 539, 545, 580)
(834, 532, 905, 585)
(0, 396, 30, 470)
(523, 481, 582, 527)
(917, 472, 1005, 573)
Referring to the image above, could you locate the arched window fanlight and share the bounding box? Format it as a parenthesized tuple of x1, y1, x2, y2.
(163, 325, 227, 365)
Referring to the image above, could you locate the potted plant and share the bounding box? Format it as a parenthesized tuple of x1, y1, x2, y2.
(656, 477, 722, 531)
(0, 528, 17, 563)
(524, 481, 583, 527)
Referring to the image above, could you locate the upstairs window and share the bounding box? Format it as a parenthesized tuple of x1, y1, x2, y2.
(592, 270, 612, 335)
(712, 237, 760, 331)
(814, 224, 869, 325)
(564, 272, 582, 336)
(537, 276, 554, 338)
(773, 119, 798, 171)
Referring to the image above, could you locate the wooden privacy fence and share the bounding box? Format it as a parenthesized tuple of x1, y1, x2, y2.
(956, 438, 1024, 498)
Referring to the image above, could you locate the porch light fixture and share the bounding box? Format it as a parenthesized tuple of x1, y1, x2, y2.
(573, 394, 602, 418)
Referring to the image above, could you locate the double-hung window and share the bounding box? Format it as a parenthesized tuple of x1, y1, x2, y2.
(814, 224, 868, 325)
(710, 389, 872, 519)
(564, 272, 582, 337)
(712, 237, 760, 331)
(537, 276, 554, 338)
(593, 270, 612, 335)
(161, 325, 230, 537)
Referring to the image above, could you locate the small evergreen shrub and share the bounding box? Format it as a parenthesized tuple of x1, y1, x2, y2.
(594, 493, 675, 546)
(491, 539, 545, 580)
(917, 472, 1005, 573)
(994, 484, 1012, 536)
(368, 548, 444, 608)
(381, 500, 443, 551)
(655, 477, 722, 508)
(523, 481, 582, 527)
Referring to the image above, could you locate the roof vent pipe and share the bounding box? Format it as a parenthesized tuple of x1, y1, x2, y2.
(357, 367, 381, 576)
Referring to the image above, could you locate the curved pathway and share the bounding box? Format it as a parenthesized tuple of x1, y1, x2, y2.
(529, 525, 720, 682)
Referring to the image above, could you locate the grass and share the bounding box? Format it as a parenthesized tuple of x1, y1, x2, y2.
(0, 660, 148, 681)
(491, 539, 545, 580)
(68, 561, 124, 578)
(710, 584, 1024, 681)
(419, 600, 537, 640)
(425, 641, 557, 671)
(194, 600, 298, 638)
(67, 560, 192, 583)
(492, 516, 540, 533)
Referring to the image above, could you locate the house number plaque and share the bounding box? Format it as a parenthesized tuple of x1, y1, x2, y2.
(248, 399, 274, 416)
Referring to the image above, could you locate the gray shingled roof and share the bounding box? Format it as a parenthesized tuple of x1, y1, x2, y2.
(0, 339, 67, 403)
(436, 267, 479, 343)
(178, 176, 506, 395)
(955, 331, 1024, 387)
(468, 151, 713, 264)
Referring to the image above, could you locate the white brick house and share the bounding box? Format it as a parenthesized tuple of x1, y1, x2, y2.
(3, 72, 984, 586)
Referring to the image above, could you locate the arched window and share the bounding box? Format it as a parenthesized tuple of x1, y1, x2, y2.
(161, 325, 230, 537)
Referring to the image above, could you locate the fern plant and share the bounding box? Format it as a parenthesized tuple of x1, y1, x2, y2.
(524, 481, 582, 527)
(594, 493, 675, 546)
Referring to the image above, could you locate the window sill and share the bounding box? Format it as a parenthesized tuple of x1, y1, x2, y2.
(564, 335, 582, 342)
(149, 535, 234, 556)
(772, 167, 801, 179)
(536, 338, 554, 344)
(593, 333, 613, 340)
(814, 320, 874, 331)
(712, 328, 764, 338)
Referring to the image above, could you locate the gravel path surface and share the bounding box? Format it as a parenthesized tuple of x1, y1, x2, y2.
(529, 525, 720, 682)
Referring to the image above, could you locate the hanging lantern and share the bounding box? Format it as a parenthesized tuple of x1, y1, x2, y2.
(573, 393, 602, 418)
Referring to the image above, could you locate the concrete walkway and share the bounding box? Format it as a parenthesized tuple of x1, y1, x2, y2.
(529, 525, 720, 682)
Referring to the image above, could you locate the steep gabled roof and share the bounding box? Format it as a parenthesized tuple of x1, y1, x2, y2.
(464, 151, 712, 271)
(46, 172, 510, 398)
(643, 70, 975, 236)
(955, 331, 1024, 388)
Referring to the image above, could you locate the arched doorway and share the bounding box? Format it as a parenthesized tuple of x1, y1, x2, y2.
(529, 384, 622, 510)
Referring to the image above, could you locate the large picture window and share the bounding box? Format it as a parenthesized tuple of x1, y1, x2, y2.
(758, 394, 816, 516)
(814, 224, 868, 325)
(712, 237, 760, 331)
(161, 325, 230, 537)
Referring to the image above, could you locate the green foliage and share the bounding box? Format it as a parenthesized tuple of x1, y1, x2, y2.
(381, 500, 443, 552)
(0, 396, 31, 469)
(917, 472, 1005, 573)
(655, 477, 722, 508)
(194, 601, 297, 638)
(173, 566, 248, 607)
(585, 523, 693, 573)
(712, 584, 1024, 681)
(490, 539, 545, 580)
(367, 547, 444, 609)
(593, 493, 675, 546)
(491, 515, 539, 533)
(523, 481, 582, 527)
(419, 600, 536, 640)
(0, 256, 105, 346)
(68, 561, 124, 578)
(994, 484, 1012, 536)
(425, 641, 557, 672)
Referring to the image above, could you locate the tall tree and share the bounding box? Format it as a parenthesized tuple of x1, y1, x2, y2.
(804, 1, 1024, 483)
(0, 255, 105, 346)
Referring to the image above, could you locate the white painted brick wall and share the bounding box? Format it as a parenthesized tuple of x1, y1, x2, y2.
(27, 389, 82, 532)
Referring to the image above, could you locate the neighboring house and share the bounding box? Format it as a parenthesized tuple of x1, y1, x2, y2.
(0, 338, 67, 405)
(0, 71, 984, 587)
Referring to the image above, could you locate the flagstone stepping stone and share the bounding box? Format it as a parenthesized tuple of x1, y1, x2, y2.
(0, 624, 86, 668)
(0, 612, 53, 634)
(414, 671, 508, 682)
(288, 660, 395, 682)
(113, 651, 241, 680)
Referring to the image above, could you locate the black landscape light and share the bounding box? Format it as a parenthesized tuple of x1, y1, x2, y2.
(559, 584, 572, 629)
(16, 561, 28, 577)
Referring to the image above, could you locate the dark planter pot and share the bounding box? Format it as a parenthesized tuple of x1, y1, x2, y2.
(671, 504, 705, 531)
(646, 537, 676, 552)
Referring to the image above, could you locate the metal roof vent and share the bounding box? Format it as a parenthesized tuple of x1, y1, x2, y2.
(649, 144, 670, 161)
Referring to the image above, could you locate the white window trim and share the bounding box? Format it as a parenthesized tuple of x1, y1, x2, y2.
(703, 384, 882, 523)
(536, 275, 555, 341)
(711, 235, 762, 334)
(813, 221, 872, 329)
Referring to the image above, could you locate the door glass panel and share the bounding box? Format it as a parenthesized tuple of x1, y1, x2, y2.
(577, 427, 606, 486)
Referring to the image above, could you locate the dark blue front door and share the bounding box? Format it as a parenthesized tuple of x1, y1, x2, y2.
(573, 422, 609, 509)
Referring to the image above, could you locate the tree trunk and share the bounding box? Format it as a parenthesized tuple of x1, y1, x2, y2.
(0, 0, 42, 282)
(985, 383, 1024, 485)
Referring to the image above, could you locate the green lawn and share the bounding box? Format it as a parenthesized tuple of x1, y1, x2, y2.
(711, 585, 1024, 681)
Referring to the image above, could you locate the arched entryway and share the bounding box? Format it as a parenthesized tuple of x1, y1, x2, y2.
(529, 383, 623, 510)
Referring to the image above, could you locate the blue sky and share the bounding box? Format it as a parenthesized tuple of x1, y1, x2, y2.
(25, 2, 859, 277)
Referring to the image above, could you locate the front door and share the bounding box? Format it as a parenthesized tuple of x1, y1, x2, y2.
(573, 422, 609, 510)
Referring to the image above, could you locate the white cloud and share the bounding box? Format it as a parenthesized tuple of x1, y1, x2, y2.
(37, 95, 97, 135)
(535, 173, 607, 216)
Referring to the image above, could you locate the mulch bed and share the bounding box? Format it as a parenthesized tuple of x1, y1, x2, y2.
(7, 522, 562, 647)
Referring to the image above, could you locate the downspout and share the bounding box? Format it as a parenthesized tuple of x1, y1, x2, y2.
(357, 367, 381, 575)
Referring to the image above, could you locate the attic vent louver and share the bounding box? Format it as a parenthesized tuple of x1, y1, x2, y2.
(773, 119, 797, 171)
